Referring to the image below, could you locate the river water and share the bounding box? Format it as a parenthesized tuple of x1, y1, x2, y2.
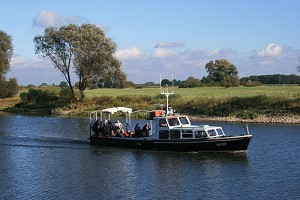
(0, 112, 299, 200)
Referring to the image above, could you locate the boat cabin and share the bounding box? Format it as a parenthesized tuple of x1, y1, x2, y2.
(150, 115, 226, 140)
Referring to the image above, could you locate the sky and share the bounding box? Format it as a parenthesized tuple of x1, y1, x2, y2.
(1, 0, 300, 85)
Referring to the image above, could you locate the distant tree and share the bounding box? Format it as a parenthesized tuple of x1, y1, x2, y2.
(240, 74, 300, 84)
(34, 24, 124, 100)
(145, 81, 156, 86)
(124, 81, 135, 88)
(178, 76, 201, 88)
(40, 83, 47, 87)
(184, 76, 201, 87)
(205, 59, 239, 87)
(161, 79, 172, 87)
(59, 81, 68, 87)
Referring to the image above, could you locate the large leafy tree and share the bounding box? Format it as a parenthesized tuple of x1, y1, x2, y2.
(0, 30, 13, 77)
(0, 30, 18, 98)
(34, 26, 75, 97)
(34, 24, 124, 100)
(71, 24, 125, 99)
(205, 59, 239, 87)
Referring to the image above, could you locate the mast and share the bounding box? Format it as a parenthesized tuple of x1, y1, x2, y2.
(160, 75, 174, 115)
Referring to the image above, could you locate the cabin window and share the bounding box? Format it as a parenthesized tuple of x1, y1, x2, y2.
(159, 130, 169, 139)
(167, 118, 179, 126)
(170, 130, 180, 139)
(195, 131, 207, 138)
(179, 117, 189, 125)
(215, 128, 224, 136)
(159, 119, 168, 127)
(207, 129, 217, 136)
(181, 130, 193, 138)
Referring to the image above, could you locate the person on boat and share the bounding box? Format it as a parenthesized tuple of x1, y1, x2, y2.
(115, 120, 122, 129)
(115, 120, 124, 135)
(104, 119, 114, 136)
(114, 120, 125, 137)
(134, 123, 142, 138)
(142, 123, 151, 136)
(168, 105, 174, 115)
(159, 119, 168, 127)
(92, 119, 100, 137)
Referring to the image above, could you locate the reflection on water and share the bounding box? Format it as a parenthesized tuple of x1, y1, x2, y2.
(0, 113, 299, 199)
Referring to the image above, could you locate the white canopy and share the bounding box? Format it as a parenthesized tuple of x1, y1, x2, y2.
(101, 107, 132, 114)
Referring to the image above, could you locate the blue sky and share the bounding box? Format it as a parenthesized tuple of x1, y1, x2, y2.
(2, 0, 300, 85)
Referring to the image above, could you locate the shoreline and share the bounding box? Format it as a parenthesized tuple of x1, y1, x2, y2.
(2, 108, 300, 124)
(188, 114, 300, 124)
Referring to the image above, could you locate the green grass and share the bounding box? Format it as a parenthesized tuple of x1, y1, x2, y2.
(85, 85, 300, 98)
(3, 85, 299, 117)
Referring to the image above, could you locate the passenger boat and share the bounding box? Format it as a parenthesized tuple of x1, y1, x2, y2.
(88, 107, 253, 152)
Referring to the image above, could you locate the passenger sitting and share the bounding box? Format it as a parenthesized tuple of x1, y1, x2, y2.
(104, 120, 114, 136)
(142, 123, 151, 137)
(114, 120, 124, 136)
(92, 119, 100, 136)
(134, 123, 142, 138)
(115, 120, 122, 129)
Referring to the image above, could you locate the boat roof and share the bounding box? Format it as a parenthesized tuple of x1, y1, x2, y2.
(101, 107, 132, 114)
(154, 115, 187, 119)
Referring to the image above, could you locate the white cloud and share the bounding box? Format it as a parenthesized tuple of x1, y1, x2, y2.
(32, 10, 85, 28)
(257, 43, 283, 57)
(11, 55, 50, 70)
(151, 48, 177, 58)
(115, 47, 144, 60)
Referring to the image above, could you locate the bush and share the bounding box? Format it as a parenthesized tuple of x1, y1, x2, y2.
(0, 77, 18, 98)
(19, 88, 59, 105)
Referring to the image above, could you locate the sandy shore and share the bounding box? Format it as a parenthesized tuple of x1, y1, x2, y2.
(188, 114, 300, 124)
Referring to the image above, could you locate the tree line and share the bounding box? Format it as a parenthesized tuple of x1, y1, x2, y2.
(240, 74, 300, 85)
(161, 73, 300, 88)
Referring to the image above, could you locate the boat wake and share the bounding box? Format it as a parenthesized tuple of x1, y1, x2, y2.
(0, 135, 89, 149)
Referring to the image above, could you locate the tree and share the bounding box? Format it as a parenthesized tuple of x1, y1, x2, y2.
(34, 24, 123, 100)
(34, 26, 75, 98)
(0, 30, 13, 76)
(59, 81, 68, 87)
(186, 76, 201, 87)
(205, 59, 239, 87)
(71, 24, 123, 98)
(88, 56, 126, 89)
(161, 79, 172, 87)
(0, 77, 18, 98)
(0, 30, 18, 98)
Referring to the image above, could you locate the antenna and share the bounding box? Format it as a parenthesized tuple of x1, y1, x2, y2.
(160, 74, 174, 115)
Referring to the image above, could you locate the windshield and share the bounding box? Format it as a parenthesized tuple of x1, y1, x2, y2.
(179, 117, 189, 125)
(167, 118, 180, 126)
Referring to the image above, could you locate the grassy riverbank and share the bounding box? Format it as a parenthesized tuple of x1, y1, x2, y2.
(85, 85, 300, 98)
(1, 85, 300, 123)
